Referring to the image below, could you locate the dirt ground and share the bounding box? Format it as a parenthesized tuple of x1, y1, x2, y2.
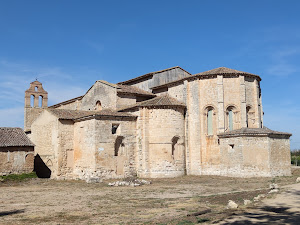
(1, 168, 299, 225)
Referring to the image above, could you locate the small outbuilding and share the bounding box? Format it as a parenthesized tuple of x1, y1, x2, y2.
(0, 127, 35, 175)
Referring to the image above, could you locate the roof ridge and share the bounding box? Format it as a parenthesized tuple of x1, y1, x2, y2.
(117, 66, 191, 85)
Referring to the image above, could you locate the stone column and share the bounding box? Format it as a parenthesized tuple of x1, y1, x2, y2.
(217, 75, 225, 133)
(239, 76, 247, 128)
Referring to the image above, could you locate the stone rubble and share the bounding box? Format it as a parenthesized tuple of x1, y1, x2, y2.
(269, 183, 279, 190)
(268, 189, 279, 194)
(296, 177, 300, 183)
(253, 194, 266, 202)
(108, 179, 151, 187)
(227, 200, 238, 209)
(243, 199, 252, 205)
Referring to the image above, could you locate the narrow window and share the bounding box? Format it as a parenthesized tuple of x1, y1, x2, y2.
(95, 100, 102, 111)
(246, 106, 251, 128)
(207, 109, 213, 135)
(228, 110, 233, 131)
(112, 124, 119, 134)
(171, 136, 179, 158)
(39, 95, 43, 107)
(35, 86, 38, 91)
(30, 95, 35, 107)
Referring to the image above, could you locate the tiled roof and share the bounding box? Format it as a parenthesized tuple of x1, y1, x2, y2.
(151, 67, 261, 90)
(193, 67, 258, 76)
(119, 94, 186, 111)
(218, 127, 292, 138)
(117, 66, 191, 85)
(0, 127, 34, 147)
(117, 84, 155, 96)
(48, 96, 84, 108)
(47, 108, 136, 120)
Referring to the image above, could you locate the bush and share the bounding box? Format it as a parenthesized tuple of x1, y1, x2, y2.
(0, 172, 37, 182)
(291, 150, 300, 166)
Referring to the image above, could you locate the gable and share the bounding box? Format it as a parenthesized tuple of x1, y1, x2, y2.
(81, 80, 118, 111)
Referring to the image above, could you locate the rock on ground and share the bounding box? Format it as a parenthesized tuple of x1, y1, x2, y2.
(269, 183, 279, 189)
(244, 200, 252, 205)
(227, 200, 238, 209)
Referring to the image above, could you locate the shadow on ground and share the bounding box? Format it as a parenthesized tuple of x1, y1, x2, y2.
(0, 209, 25, 217)
(223, 205, 300, 225)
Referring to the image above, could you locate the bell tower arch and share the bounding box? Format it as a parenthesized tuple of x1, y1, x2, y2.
(24, 80, 48, 132)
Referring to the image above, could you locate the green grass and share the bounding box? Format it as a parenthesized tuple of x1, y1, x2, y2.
(0, 172, 37, 181)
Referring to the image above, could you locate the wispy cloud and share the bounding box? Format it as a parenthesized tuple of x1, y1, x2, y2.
(0, 59, 98, 128)
(265, 48, 300, 76)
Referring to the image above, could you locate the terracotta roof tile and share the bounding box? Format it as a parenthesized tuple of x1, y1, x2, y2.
(151, 67, 261, 90)
(218, 127, 292, 137)
(0, 127, 34, 147)
(194, 67, 258, 76)
(47, 109, 136, 120)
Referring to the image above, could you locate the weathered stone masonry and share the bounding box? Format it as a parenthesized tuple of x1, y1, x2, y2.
(25, 66, 292, 180)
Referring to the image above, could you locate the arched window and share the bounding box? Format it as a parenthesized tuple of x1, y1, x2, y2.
(95, 100, 102, 111)
(39, 95, 43, 107)
(226, 106, 235, 131)
(207, 108, 213, 135)
(35, 86, 38, 91)
(30, 95, 35, 107)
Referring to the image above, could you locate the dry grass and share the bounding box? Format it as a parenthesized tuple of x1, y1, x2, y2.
(0, 168, 299, 225)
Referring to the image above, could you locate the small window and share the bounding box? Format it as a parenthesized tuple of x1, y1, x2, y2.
(112, 124, 119, 134)
(35, 86, 38, 91)
(246, 106, 251, 128)
(95, 100, 102, 111)
(228, 110, 233, 131)
(207, 109, 213, 135)
(226, 106, 235, 131)
(171, 136, 180, 158)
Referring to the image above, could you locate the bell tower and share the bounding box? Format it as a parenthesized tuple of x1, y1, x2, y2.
(24, 80, 48, 132)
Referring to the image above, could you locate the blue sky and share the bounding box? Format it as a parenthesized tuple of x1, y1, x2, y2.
(0, 0, 299, 149)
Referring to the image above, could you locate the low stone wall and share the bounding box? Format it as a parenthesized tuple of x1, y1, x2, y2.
(218, 134, 291, 177)
(0, 147, 34, 175)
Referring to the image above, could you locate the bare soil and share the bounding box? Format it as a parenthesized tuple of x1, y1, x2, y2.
(1, 168, 299, 225)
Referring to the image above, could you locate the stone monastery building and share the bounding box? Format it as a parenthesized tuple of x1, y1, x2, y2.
(24, 66, 292, 181)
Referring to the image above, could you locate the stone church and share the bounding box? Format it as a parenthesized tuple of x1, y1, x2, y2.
(24, 66, 292, 181)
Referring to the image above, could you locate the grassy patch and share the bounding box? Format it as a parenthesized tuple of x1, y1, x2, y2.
(0, 172, 37, 181)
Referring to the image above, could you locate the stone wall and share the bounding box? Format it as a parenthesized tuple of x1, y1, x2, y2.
(81, 81, 117, 110)
(57, 120, 75, 178)
(54, 100, 81, 110)
(135, 107, 185, 178)
(0, 147, 34, 175)
(117, 93, 136, 109)
(31, 111, 59, 178)
(24, 107, 44, 131)
(73, 119, 96, 180)
(73, 117, 137, 180)
(218, 134, 291, 177)
(269, 136, 291, 176)
(128, 67, 190, 92)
